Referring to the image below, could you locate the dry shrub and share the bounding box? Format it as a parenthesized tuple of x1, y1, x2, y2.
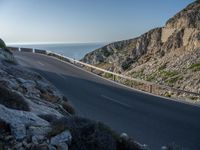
(0, 85, 30, 111)
(49, 116, 117, 150)
(49, 116, 144, 150)
(61, 101, 75, 115)
(39, 91, 59, 103)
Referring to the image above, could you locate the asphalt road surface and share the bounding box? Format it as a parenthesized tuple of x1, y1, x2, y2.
(14, 51, 200, 150)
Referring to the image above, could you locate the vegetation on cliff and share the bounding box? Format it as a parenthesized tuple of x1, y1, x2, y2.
(82, 0, 200, 96)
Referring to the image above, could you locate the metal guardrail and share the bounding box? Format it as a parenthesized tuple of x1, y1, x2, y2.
(9, 47, 200, 102)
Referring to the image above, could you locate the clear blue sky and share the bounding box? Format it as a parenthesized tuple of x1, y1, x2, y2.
(0, 0, 194, 44)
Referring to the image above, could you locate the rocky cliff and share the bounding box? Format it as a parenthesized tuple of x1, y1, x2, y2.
(82, 0, 200, 94)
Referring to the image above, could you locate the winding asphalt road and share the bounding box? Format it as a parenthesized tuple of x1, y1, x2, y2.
(14, 51, 200, 150)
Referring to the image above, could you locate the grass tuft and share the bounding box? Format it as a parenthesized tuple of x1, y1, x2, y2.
(188, 62, 200, 71)
(161, 70, 179, 78)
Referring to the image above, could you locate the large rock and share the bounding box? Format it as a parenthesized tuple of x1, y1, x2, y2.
(10, 124, 26, 140)
(165, 0, 200, 29)
(50, 130, 72, 146)
(0, 104, 49, 139)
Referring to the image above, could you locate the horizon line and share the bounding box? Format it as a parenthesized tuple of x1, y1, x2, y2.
(7, 41, 109, 46)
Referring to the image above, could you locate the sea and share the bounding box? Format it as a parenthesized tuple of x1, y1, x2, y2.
(8, 43, 106, 60)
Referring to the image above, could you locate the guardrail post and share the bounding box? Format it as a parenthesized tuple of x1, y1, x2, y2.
(113, 75, 115, 81)
(149, 85, 153, 93)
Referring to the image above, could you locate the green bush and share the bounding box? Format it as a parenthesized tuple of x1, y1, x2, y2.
(146, 74, 156, 81)
(167, 75, 183, 84)
(0, 39, 6, 48)
(161, 70, 179, 78)
(189, 62, 200, 71)
(104, 73, 113, 79)
(104, 50, 113, 57)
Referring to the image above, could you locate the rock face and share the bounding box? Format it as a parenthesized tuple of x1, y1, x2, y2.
(165, 0, 200, 29)
(0, 47, 74, 149)
(82, 0, 200, 93)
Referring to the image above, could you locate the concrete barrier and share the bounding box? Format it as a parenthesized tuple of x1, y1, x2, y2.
(35, 49, 47, 54)
(20, 48, 33, 52)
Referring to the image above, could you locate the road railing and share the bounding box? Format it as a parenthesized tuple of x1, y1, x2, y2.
(9, 47, 200, 103)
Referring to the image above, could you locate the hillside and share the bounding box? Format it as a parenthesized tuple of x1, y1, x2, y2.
(82, 0, 200, 94)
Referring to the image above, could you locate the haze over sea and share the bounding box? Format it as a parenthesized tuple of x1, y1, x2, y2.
(8, 43, 105, 60)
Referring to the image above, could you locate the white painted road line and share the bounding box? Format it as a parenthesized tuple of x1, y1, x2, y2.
(101, 94, 132, 108)
(38, 61, 45, 66)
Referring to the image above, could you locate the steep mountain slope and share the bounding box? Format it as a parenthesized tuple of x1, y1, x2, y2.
(82, 0, 200, 93)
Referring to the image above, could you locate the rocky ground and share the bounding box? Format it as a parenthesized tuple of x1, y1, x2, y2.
(82, 0, 200, 100)
(0, 44, 74, 149)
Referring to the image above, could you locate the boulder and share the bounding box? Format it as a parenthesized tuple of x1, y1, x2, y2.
(50, 130, 72, 146)
(0, 104, 49, 127)
(10, 124, 26, 141)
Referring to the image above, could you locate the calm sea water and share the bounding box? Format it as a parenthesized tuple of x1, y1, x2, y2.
(9, 43, 105, 60)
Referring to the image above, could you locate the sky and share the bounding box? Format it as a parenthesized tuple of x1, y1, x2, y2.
(0, 0, 194, 44)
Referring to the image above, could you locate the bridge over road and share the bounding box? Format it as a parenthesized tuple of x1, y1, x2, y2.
(14, 51, 200, 150)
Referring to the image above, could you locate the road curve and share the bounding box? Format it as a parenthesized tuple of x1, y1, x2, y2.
(14, 51, 200, 150)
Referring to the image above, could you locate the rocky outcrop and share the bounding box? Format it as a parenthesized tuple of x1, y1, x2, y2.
(0, 47, 75, 149)
(165, 0, 200, 29)
(82, 0, 200, 94)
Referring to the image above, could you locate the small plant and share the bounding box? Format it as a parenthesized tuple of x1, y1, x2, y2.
(39, 90, 59, 103)
(104, 73, 113, 79)
(146, 74, 156, 81)
(103, 50, 113, 57)
(131, 68, 145, 79)
(158, 63, 167, 71)
(189, 96, 199, 101)
(188, 62, 200, 71)
(166, 75, 183, 84)
(161, 70, 179, 78)
(164, 92, 172, 97)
